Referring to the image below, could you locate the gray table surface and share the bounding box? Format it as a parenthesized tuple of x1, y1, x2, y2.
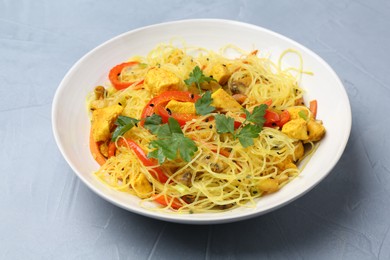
(1, 0, 389, 259)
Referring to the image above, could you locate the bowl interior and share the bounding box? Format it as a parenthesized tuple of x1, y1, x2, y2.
(52, 19, 351, 224)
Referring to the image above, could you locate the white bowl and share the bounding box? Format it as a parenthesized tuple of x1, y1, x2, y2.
(52, 19, 351, 224)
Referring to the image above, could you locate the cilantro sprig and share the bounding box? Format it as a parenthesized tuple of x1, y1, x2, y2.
(146, 116, 198, 164)
(111, 116, 140, 141)
(215, 104, 268, 147)
(184, 66, 216, 93)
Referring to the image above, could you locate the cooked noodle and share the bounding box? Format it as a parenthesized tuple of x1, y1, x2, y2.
(88, 42, 323, 213)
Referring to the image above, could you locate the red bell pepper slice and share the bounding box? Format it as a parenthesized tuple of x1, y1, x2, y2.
(140, 91, 201, 126)
(278, 110, 290, 127)
(89, 129, 107, 166)
(109, 61, 144, 90)
(234, 109, 290, 129)
(153, 194, 183, 210)
(116, 138, 168, 183)
(107, 141, 116, 158)
(263, 110, 280, 127)
(155, 103, 198, 126)
(309, 100, 317, 119)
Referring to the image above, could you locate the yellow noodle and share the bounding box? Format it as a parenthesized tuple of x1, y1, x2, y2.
(88, 42, 321, 214)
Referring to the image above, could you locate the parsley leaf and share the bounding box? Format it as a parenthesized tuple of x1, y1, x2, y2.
(215, 114, 235, 134)
(167, 117, 183, 134)
(149, 138, 177, 163)
(195, 91, 215, 115)
(184, 66, 216, 93)
(214, 104, 268, 147)
(244, 104, 268, 126)
(235, 124, 262, 148)
(111, 116, 140, 141)
(148, 117, 198, 164)
(173, 132, 198, 162)
(144, 114, 171, 138)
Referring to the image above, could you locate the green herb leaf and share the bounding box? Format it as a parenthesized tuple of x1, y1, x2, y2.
(214, 104, 268, 148)
(236, 124, 262, 148)
(245, 104, 268, 126)
(195, 91, 215, 115)
(184, 66, 216, 93)
(215, 114, 235, 134)
(144, 114, 171, 138)
(147, 117, 198, 163)
(138, 63, 148, 68)
(144, 113, 162, 126)
(298, 110, 308, 121)
(168, 117, 183, 135)
(149, 138, 178, 163)
(111, 116, 140, 141)
(172, 133, 198, 162)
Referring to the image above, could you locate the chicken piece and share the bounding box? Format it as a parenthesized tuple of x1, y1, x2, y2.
(277, 142, 303, 170)
(281, 118, 309, 140)
(99, 142, 109, 157)
(276, 157, 298, 171)
(293, 141, 305, 161)
(258, 178, 279, 193)
(144, 67, 181, 96)
(210, 64, 231, 85)
(89, 99, 108, 111)
(199, 80, 221, 93)
(307, 119, 326, 141)
(91, 104, 123, 142)
(211, 88, 242, 112)
(286, 106, 309, 120)
(131, 173, 153, 199)
(165, 100, 196, 115)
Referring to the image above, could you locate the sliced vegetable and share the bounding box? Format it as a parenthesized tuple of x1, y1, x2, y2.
(107, 141, 116, 158)
(89, 129, 107, 166)
(298, 110, 308, 121)
(140, 91, 201, 126)
(153, 194, 183, 210)
(309, 100, 318, 119)
(116, 138, 168, 183)
(213, 148, 231, 157)
(278, 110, 290, 127)
(263, 110, 280, 127)
(109, 61, 144, 90)
(156, 104, 198, 126)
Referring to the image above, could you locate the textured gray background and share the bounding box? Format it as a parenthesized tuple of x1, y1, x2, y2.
(1, 0, 389, 259)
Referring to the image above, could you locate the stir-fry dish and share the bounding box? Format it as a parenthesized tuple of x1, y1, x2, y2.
(87, 43, 325, 213)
